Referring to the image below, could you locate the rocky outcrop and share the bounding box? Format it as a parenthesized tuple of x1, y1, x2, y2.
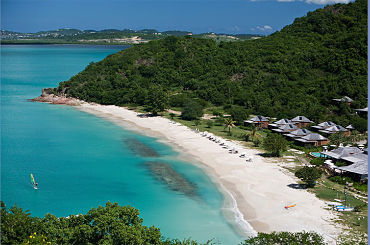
(31, 88, 82, 106)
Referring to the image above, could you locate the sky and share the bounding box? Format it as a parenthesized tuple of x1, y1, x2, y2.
(1, 0, 353, 34)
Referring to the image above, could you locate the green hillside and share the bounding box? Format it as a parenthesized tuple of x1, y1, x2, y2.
(55, 0, 367, 127)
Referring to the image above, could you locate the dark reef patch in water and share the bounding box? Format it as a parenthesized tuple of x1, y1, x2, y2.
(144, 161, 198, 197)
(123, 138, 160, 157)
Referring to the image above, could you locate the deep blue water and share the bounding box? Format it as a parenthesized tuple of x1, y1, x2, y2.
(1, 45, 244, 244)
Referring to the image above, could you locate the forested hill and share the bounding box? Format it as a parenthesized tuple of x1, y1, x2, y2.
(55, 0, 367, 126)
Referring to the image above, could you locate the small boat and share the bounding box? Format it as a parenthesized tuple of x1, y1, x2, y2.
(30, 173, 38, 190)
(285, 204, 296, 209)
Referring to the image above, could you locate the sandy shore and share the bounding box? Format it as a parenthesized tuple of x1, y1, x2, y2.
(32, 93, 341, 243)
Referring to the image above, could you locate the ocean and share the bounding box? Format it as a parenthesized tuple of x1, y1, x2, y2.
(1, 45, 244, 244)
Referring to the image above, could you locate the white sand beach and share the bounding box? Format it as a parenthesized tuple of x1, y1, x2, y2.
(74, 102, 341, 243)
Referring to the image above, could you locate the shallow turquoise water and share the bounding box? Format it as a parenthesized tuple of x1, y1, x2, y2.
(1, 45, 244, 244)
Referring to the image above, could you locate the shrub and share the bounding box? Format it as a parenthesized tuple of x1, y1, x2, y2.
(310, 158, 325, 166)
(206, 120, 214, 128)
(262, 134, 288, 157)
(181, 99, 203, 120)
(295, 166, 322, 187)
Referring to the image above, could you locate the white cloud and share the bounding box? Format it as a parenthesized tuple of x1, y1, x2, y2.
(256, 25, 273, 31)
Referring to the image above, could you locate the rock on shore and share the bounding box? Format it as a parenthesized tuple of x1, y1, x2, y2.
(31, 88, 82, 106)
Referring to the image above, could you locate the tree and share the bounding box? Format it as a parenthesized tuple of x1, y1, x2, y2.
(206, 120, 214, 128)
(181, 99, 203, 121)
(242, 231, 326, 245)
(262, 133, 288, 157)
(224, 118, 236, 135)
(295, 166, 322, 187)
(146, 86, 168, 116)
(229, 106, 248, 125)
(2, 201, 205, 245)
(1, 201, 40, 245)
(328, 132, 347, 146)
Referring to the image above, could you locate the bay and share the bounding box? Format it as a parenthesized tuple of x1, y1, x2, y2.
(1, 45, 243, 244)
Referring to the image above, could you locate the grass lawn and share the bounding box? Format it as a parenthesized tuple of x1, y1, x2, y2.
(312, 177, 368, 234)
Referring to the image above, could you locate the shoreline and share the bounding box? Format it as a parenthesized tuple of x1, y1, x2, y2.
(32, 94, 341, 243)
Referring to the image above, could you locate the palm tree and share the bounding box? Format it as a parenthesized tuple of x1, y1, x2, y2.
(224, 118, 236, 135)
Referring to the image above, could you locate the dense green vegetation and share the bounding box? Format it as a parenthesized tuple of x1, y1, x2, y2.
(5, 201, 366, 245)
(53, 0, 367, 129)
(1, 201, 208, 245)
(295, 166, 322, 187)
(241, 231, 326, 245)
(262, 133, 288, 156)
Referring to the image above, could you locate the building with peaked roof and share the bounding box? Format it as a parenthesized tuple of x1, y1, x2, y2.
(268, 118, 292, 128)
(285, 128, 312, 139)
(345, 125, 355, 131)
(272, 123, 299, 133)
(332, 96, 353, 106)
(295, 133, 329, 146)
(322, 147, 368, 180)
(355, 107, 368, 117)
(322, 146, 363, 160)
(319, 125, 350, 136)
(337, 161, 368, 181)
(332, 96, 353, 103)
(291, 116, 313, 128)
(244, 115, 269, 128)
(311, 121, 336, 131)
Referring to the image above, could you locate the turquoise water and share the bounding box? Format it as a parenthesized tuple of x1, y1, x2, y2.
(310, 152, 325, 158)
(1, 45, 244, 244)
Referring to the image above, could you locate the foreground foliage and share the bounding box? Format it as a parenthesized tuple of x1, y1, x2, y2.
(1, 201, 205, 245)
(241, 231, 326, 245)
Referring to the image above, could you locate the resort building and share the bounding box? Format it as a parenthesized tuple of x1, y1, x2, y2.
(319, 125, 350, 136)
(244, 115, 269, 129)
(294, 133, 329, 146)
(355, 107, 368, 117)
(268, 118, 292, 129)
(272, 123, 299, 133)
(322, 146, 363, 160)
(322, 146, 368, 181)
(332, 96, 353, 106)
(291, 116, 313, 128)
(345, 125, 355, 131)
(311, 121, 337, 131)
(285, 128, 312, 139)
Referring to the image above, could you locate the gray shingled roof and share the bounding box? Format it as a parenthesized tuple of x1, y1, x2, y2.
(291, 116, 313, 123)
(333, 96, 353, 103)
(248, 115, 269, 122)
(272, 123, 299, 133)
(301, 133, 327, 141)
(341, 153, 368, 164)
(318, 121, 336, 128)
(323, 147, 363, 159)
(355, 107, 368, 112)
(345, 125, 355, 130)
(274, 118, 292, 125)
(337, 161, 368, 175)
(285, 128, 312, 138)
(319, 125, 348, 134)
